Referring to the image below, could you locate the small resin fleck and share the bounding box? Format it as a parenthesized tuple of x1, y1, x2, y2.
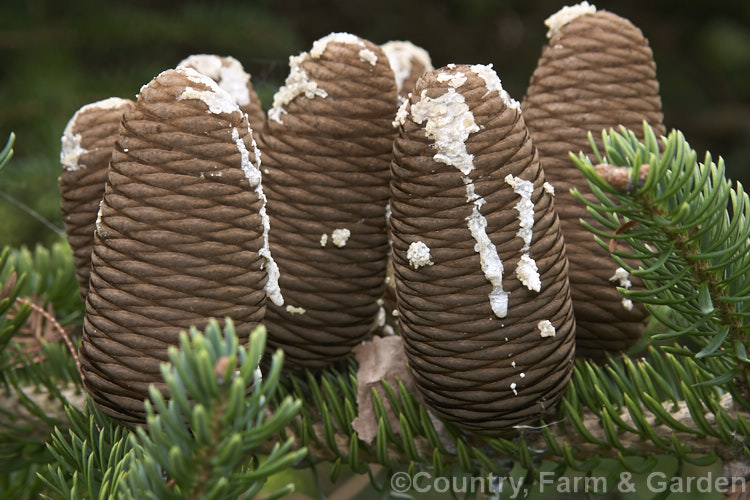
(332, 228, 351, 248)
(538, 320, 556, 338)
(407, 241, 434, 269)
(285, 305, 306, 315)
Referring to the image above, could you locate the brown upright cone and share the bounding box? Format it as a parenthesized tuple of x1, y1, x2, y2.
(522, 3, 665, 359)
(391, 65, 575, 433)
(79, 67, 274, 425)
(178, 54, 266, 134)
(60, 98, 133, 300)
(258, 33, 398, 369)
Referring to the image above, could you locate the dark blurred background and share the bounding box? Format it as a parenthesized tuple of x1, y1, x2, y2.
(1, 0, 749, 248)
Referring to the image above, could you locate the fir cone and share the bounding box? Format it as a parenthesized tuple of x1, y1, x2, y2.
(79, 67, 279, 425)
(381, 41, 434, 99)
(522, 3, 665, 359)
(391, 64, 575, 433)
(60, 98, 133, 301)
(258, 33, 398, 369)
(178, 54, 266, 134)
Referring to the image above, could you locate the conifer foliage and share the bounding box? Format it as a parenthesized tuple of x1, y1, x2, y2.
(2, 119, 750, 497)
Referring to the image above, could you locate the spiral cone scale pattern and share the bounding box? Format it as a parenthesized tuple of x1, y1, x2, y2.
(258, 33, 398, 369)
(60, 98, 134, 301)
(391, 64, 575, 433)
(79, 68, 275, 425)
(522, 3, 665, 358)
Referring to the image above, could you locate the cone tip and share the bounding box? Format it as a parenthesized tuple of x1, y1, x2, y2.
(178, 54, 251, 107)
(544, 2, 597, 39)
(470, 64, 520, 111)
(310, 32, 365, 59)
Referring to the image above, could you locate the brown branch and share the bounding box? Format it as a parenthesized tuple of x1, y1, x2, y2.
(15, 296, 84, 382)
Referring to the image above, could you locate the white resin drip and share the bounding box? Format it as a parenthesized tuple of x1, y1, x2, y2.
(178, 55, 251, 106)
(179, 67, 240, 115)
(60, 127, 85, 172)
(538, 320, 556, 338)
(95, 201, 103, 232)
(376, 307, 386, 327)
(268, 53, 327, 124)
(610, 267, 632, 289)
(233, 127, 260, 186)
(467, 206, 509, 318)
(407, 241, 434, 269)
(178, 54, 222, 80)
(60, 97, 130, 171)
(506, 174, 540, 292)
(464, 178, 481, 203)
(543, 181, 555, 195)
(358, 48, 378, 66)
(611, 267, 633, 310)
(436, 71, 467, 88)
(510, 382, 518, 396)
(332, 228, 351, 247)
(381, 40, 433, 94)
(320, 233, 328, 247)
(545, 2, 597, 38)
(367, 306, 387, 333)
(393, 97, 411, 128)
(515, 254, 541, 293)
(505, 175, 535, 252)
(410, 88, 479, 175)
(285, 305, 306, 315)
(232, 127, 283, 306)
(469, 64, 520, 110)
(219, 61, 252, 106)
(409, 84, 509, 318)
(310, 32, 364, 58)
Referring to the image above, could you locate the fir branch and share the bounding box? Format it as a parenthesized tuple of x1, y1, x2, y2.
(39, 320, 307, 499)
(1, 242, 85, 481)
(269, 347, 749, 495)
(0, 243, 83, 325)
(4, 123, 750, 497)
(570, 124, 750, 388)
(120, 320, 307, 499)
(39, 403, 133, 500)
